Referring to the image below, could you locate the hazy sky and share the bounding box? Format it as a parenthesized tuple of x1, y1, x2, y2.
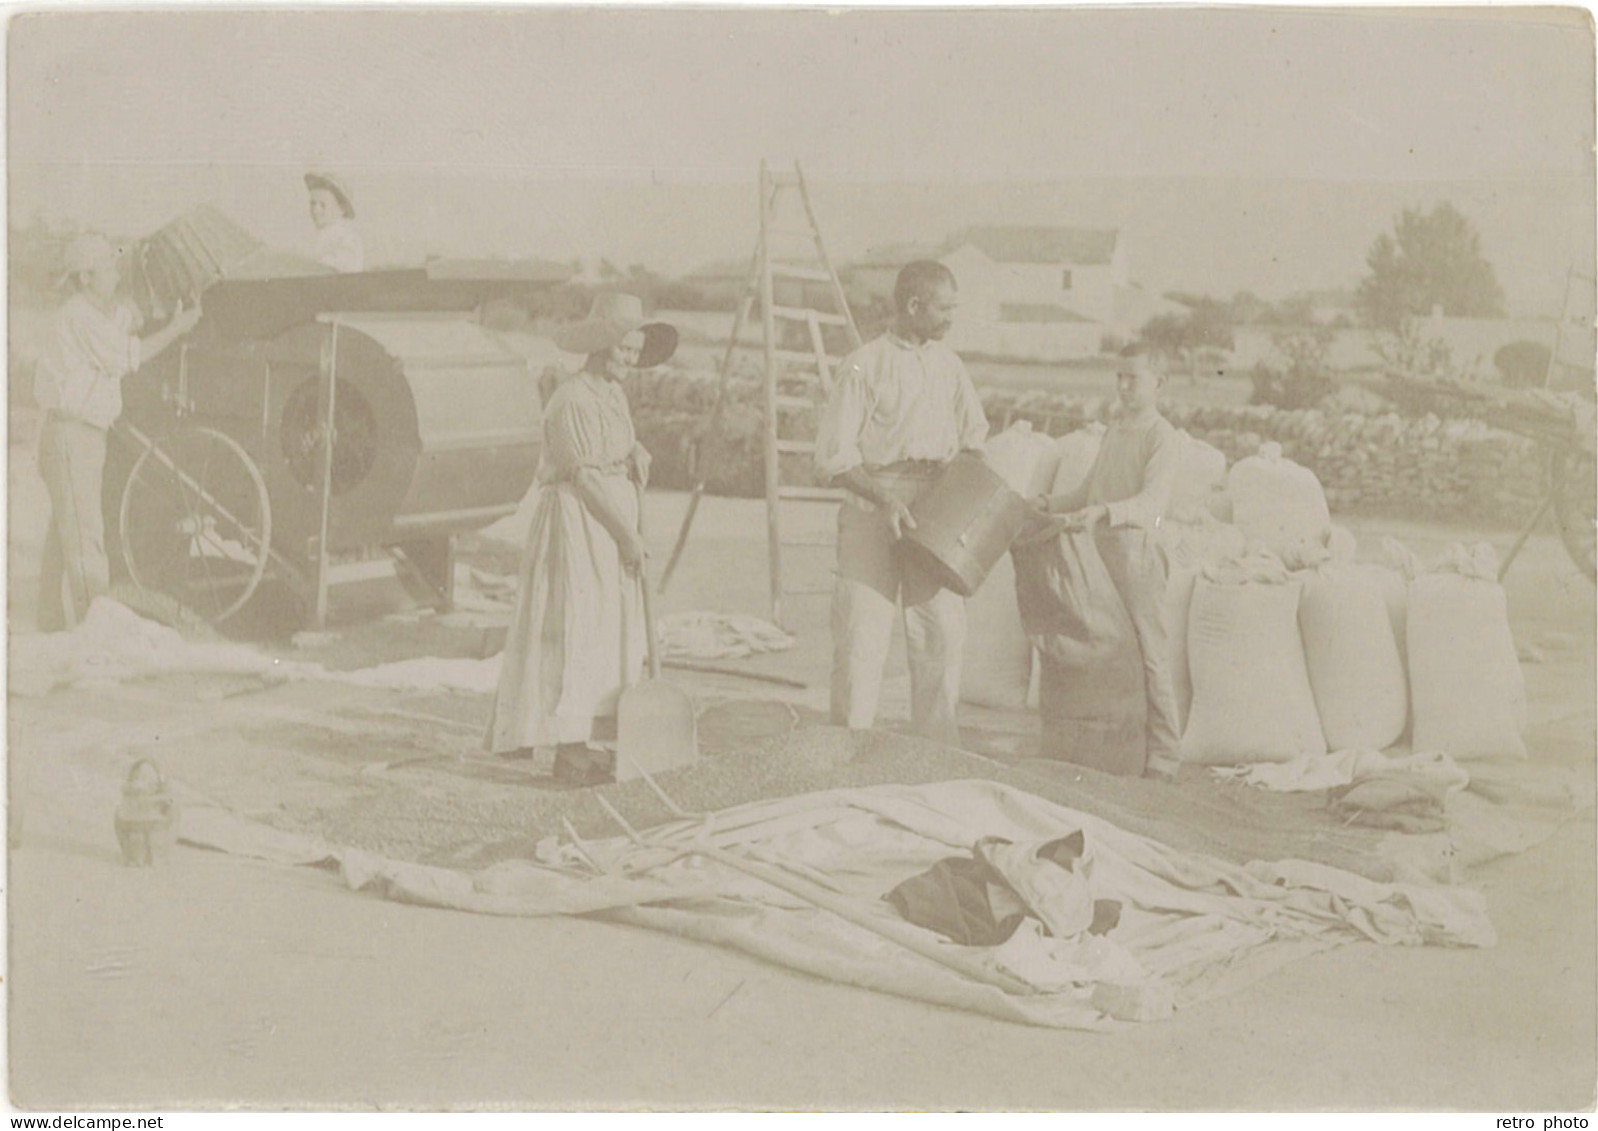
(8, 7, 1594, 308)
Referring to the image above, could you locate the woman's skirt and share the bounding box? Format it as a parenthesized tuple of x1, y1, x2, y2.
(485, 473, 644, 751)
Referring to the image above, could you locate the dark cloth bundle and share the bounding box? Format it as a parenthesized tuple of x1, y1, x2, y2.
(1012, 530, 1147, 775)
(886, 830, 1122, 947)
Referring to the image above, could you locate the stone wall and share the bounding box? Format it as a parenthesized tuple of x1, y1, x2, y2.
(988, 393, 1547, 527)
(626, 368, 1549, 527)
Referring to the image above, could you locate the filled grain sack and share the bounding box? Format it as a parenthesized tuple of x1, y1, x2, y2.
(1050, 424, 1106, 499)
(1167, 432, 1228, 524)
(1013, 529, 1146, 776)
(1227, 442, 1331, 558)
(982, 421, 1062, 499)
(1158, 517, 1248, 732)
(1299, 566, 1408, 752)
(1408, 545, 1527, 760)
(1180, 565, 1326, 766)
(960, 552, 1034, 711)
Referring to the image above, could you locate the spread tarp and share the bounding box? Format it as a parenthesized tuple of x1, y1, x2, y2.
(178, 778, 1495, 1031)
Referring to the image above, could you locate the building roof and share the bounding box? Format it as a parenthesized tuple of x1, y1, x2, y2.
(1114, 284, 1191, 327)
(948, 225, 1120, 267)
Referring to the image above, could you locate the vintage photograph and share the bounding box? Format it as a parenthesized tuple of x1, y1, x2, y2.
(6, 5, 1595, 1113)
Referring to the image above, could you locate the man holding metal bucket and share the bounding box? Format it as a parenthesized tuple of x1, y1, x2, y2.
(814, 261, 989, 746)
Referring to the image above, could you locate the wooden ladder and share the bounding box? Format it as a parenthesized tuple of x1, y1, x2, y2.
(660, 160, 863, 630)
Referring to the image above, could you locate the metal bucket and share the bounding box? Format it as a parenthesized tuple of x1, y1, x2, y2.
(900, 452, 1031, 597)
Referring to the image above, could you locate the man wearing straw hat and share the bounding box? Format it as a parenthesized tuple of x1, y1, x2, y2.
(814, 260, 988, 747)
(305, 171, 365, 273)
(34, 232, 201, 631)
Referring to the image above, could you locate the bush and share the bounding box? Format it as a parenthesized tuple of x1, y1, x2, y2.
(1248, 329, 1336, 410)
(1494, 340, 1552, 389)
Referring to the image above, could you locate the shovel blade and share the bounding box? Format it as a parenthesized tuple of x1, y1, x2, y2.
(616, 679, 698, 781)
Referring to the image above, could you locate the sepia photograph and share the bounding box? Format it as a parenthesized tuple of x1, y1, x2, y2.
(5, 4, 1595, 1114)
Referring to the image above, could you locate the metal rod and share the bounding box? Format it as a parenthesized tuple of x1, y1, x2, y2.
(759, 161, 784, 629)
(1498, 482, 1557, 582)
(389, 503, 518, 531)
(793, 161, 863, 353)
(660, 256, 761, 595)
(114, 421, 304, 590)
(313, 321, 340, 628)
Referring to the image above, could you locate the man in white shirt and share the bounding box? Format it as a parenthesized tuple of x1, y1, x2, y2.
(34, 232, 200, 630)
(813, 261, 989, 745)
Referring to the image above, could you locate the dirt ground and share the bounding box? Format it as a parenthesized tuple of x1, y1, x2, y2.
(6, 409, 1596, 1111)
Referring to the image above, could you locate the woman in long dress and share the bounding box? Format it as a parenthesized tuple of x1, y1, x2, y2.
(485, 292, 677, 785)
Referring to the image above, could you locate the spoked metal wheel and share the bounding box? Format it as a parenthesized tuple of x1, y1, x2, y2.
(119, 426, 273, 623)
(1551, 448, 1597, 582)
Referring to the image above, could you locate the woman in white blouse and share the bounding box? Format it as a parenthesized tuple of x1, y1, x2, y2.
(304, 171, 365, 273)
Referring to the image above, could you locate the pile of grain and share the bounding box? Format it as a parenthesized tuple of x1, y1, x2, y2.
(264, 723, 1436, 883)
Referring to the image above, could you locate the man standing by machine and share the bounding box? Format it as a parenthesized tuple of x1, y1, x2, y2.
(813, 260, 988, 747)
(34, 232, 201, 631)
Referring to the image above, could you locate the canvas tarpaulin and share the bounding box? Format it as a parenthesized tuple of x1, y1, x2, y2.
(176, 778, 1496, 1031)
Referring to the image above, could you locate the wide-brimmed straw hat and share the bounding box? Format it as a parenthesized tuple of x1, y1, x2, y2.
(304, 171, 356, 220)
(553, 291, 678, 369)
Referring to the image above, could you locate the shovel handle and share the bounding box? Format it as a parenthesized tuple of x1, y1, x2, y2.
(635, 482, 662, 682)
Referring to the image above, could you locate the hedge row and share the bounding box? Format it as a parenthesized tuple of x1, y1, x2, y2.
(624, 368, 1548, 525)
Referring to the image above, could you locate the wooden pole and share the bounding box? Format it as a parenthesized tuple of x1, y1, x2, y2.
(313, 320, 340, 628)
(659, 252, 762, 594)
(759, 161, 784, 628)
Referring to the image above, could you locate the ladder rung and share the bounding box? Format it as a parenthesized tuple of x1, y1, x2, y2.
(775, 394, 817, 410)
(783, 584, 835, 597)
(773, 347, 839, 366)
(770, 263, 834, 283)
(771, 305, 849, 327)
(768, 226, 817, 239)
(779, 533, 837, 548)
(777, 487, 846, 503)
(775, 439, 816, 454)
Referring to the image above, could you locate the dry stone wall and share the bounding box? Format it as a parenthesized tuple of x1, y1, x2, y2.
(624, 367, 1546, 525)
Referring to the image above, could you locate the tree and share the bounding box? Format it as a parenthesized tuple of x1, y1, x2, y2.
(1137, 299, 1235, 383)
(1249, 328, 1336, 410)
(1355, 202, 1505, 330)
(1494, 340, 1553, 389)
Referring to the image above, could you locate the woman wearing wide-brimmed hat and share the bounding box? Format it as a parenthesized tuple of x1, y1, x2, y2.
(304, 171, 365, 273)
(484, 292, 678, 785)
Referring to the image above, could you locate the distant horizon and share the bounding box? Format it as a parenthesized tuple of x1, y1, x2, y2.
(11, 9, 1592, 317)
(10, 168, 1590, 318)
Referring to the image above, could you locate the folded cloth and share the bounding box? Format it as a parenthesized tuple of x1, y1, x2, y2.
(1331, 775, 1454, 834)
(656, 612, 795, 661)
(1220, 749, 1470, 796)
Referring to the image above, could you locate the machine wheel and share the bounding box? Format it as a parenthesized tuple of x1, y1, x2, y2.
(119, 426, 273, 624)
(1551, 448, 1597, 582)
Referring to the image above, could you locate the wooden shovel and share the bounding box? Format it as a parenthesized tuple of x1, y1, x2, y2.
(617, 483, 698, 782)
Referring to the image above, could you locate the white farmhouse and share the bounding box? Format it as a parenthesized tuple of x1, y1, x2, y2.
(844, 225, 1183, 361)
(941, 225, 1125, 327)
